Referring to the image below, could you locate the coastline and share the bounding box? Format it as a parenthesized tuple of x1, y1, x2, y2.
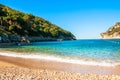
(0, 52, 120, 79)
(0, 51, 119, 67)
(0, 51, 120, 75)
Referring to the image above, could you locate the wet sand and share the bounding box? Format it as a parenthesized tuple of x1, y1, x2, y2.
(0, 54, 120, 80)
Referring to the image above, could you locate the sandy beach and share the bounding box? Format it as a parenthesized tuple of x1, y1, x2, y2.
(0, 53, 120, 80)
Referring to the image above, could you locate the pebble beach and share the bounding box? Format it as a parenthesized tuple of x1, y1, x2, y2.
(0, 57, 120, 80)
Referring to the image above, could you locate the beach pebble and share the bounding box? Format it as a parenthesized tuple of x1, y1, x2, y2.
(0, 66, 120, 80)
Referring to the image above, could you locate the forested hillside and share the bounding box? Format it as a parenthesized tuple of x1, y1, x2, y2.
(0, 4, 76, 42)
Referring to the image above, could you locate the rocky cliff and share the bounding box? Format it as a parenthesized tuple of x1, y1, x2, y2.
(100, 22, 120, 39)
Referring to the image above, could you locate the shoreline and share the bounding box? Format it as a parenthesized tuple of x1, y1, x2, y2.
(0, 52, 120, 75)
(0, 51, 120, 67)
(0, 52, 120, 79)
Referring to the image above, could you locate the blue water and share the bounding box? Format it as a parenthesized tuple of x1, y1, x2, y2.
(1, 39, 120, 66)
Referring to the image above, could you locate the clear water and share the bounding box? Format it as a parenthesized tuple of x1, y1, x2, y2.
(1, 39, 120, 66)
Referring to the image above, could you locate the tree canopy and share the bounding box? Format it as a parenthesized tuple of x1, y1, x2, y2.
(0, 4, 76, 41)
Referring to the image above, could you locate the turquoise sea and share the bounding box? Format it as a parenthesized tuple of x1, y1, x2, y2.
(1, 39, 120, 66)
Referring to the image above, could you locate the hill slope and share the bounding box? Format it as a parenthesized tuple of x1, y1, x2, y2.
(0, 4, 76, 42)
(100, 22, 120, 39)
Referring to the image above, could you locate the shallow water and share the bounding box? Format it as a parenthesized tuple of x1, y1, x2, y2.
(1, 39, 120, 66)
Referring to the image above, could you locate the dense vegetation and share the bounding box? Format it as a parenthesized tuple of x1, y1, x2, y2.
(0, 4, 76, 42)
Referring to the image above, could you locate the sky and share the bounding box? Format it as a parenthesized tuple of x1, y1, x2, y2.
(0, 0, 120, 39)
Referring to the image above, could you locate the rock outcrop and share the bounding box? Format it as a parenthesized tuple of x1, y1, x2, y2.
(100, 22, 120, 39)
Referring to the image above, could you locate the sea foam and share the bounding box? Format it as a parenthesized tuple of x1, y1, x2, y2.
(0, 51, 120, 67)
